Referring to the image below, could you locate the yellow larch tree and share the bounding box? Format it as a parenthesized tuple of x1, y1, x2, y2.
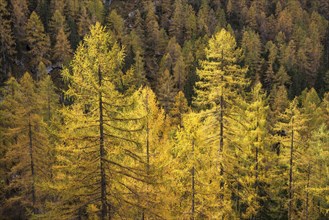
(194, 28, 248, 217)
(275, 98, 308, 220)
(53, 22, 147, 220)
(0, 73, 53, 218)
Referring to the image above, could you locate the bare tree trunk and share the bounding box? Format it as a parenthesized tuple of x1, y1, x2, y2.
(219, 77, 224, 201)
(289, 119, 294, 220)
(255, 119, 259, 189)
(98, 66, 107, 220)
(219, 51, 225, 215)
(146, 91, 150, 175)
(305, 164, 311, 220)
(191, 139, 195, 220)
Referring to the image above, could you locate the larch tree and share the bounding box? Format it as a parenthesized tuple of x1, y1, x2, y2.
(162, 37, 187, 91)
(241, 29, 263, 82)
(52, 27, 73, 65)
(143, 0, 168, 82)
(38, 72, 59, 148)
(0, 0, 16, 79)
(156, 69, 177, 113)
(305, 124, 329, 219)
(77, 6, 93, 38)
(173, 54, 186, 91)
(50, 0, 64, 14)
(34, 0, 51, 26)
(194, 28, 248, 217)
(169, 0, 186, 45)
(10, 0, 28, 49)
(56, 22, 146, 219)
(48, 9, 68, 44)
(107, 9, 126, 45)
(86, 0, 104, 23)
(184, 4, 197, 41)
(320, 92, 329, 127)
(169, 111, 230, 218)
(144, 0, 161, 54)
(197, 0, 211, 36)
(169, 91, 189, 127)
(264, 41, 278, 91)
(65, 0, 80, 19)
(232, 83, 270, 218)
(294, 88, 329, 219)
(275, 98, 308, 220)
(25, 12, 51, 71)
(0, 77, 22, 218)
(301, 88, 322, 132)
(127, 30, 147, 89)
(0, 73, 52, 217)
(170, 113, 200, 219)
(160, 0, 172, 30)
(133, 86, 169, 219)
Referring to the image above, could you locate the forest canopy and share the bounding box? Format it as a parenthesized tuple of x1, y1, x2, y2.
(0, 0, 329, 219)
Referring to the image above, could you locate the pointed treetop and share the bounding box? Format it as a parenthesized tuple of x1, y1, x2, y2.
(206, 28, 242, 63)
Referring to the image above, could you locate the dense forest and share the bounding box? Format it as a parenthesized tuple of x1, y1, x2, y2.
(0, 0, 329, 219)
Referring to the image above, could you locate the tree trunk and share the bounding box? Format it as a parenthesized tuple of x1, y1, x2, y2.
(255, 119, 259, 188)
(289, 119, 294, 220)
(47, 89, 51, 123)
(98, 66, 107, 220)
(191, 139, 195, 220)
(219, 76, 224, 199)
(146, 91, 150, 175)
(219, 82, 224, 153)
(219, 51, 225, 206)
(28, 116, 36, 213)
(141, 90, 151, 219)
(305, 164, 311, 220)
